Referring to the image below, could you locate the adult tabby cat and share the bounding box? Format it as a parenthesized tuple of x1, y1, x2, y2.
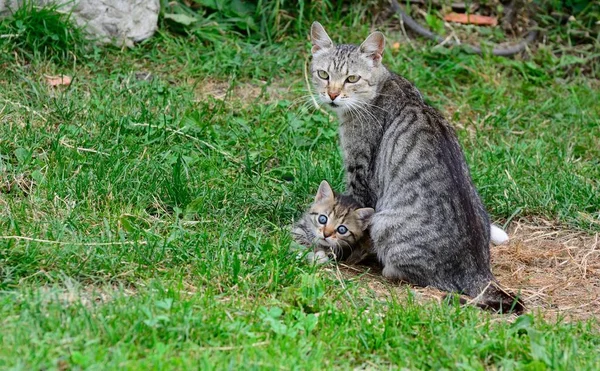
(292, 180, 375, 265)
(309, 22, 523, 313)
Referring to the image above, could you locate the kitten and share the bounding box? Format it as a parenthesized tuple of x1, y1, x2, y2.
(309, 22, 523, 313)
(292, 180, 375, 265)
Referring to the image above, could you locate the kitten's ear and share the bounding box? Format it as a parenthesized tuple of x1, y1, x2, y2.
(355, 208, 375, 228)
(311, 21, 333, 54)
(359, 31, 385, 64)
(315, 180, 334, 203)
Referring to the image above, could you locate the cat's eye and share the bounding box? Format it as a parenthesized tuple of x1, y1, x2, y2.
(337, 225, 348, 234)
(346, 75, 360, 83)
(317, 70, 329, 80)
(318, 215, 328, 224)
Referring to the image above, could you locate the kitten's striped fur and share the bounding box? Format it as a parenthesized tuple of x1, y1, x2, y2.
(309, 22, 523, 313)
(292, 180, 374, 265)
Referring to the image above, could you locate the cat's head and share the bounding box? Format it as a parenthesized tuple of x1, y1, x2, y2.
(309, 180, 374, 250)
(310, 21, 386, 113)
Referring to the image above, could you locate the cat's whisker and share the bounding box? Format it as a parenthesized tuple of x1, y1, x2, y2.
(356, 104, 376, 137)
(288, 94, 319, 109)
(285, 94, 328, 121)
(357, 100, 387, 113)
(345, 100, 369, 138)
(354, 100, 383, 126)
(295, 99, 319, 113)
(347, 99, 383, 133)
(355, 102, 384, 130)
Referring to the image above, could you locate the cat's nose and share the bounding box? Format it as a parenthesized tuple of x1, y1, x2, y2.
(328, 91, 340, 101)
(323, 230, 333, 238)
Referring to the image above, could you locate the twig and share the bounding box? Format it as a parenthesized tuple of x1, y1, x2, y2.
(130, 122, 240, 163)
(196, 341, 269, 351)
(390, 0, 538, 57)
(398, 9, 416, 49)
(59, 139, 109, 156)
(0, 99, 47, 122)
(303, 55, 329, 117)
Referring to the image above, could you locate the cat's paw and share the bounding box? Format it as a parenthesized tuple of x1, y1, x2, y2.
(290, 241, 309, 260)
(382, 265, 407, 282)
(306, 250, 331, 265)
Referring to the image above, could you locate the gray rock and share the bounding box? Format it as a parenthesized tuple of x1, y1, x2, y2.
(0, 0, 160, 46)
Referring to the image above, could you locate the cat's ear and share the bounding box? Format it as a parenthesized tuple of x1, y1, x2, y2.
(315, 180, 334, 203)
(311, 21, 334, 54)
(355, 208, 375, 228)
(359, 31, 385, 64)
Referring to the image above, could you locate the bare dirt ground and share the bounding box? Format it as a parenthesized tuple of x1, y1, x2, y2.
(195, 79, 295, 104)
(334, 218, 600, 323)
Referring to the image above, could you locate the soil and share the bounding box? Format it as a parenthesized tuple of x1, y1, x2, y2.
(332, 218, 600, 323)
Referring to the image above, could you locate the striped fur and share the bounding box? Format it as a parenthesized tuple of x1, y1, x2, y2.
(309, 22, 523, 313)
(292, 180, 375, 265)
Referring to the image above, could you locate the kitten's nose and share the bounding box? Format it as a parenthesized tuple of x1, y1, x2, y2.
(328, 91, 340, 101)
(323, 229, 333, 238)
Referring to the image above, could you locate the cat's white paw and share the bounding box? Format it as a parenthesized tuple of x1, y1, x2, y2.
(382, 265, 406, 281)
(306, 250, 330, 265)
(490, 224, 509, 245)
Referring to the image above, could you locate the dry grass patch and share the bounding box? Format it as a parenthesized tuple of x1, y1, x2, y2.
(495, 218, 599, 322)
(25, 281, 137, 308)
(194, 79, 297, 104)
(331, 218, 600, 323)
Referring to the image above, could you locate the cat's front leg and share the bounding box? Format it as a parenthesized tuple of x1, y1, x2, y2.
(339, 125, 377, 208)
(345, 165, 373, 208)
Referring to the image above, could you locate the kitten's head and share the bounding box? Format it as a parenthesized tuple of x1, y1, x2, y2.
(309, 180, 374, 251)
(310, 21, 386, 113)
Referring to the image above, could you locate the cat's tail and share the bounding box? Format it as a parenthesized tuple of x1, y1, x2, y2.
(445, 281, 525, 315)
(490, 224, 509, 245)
(477, 282, 525, 314)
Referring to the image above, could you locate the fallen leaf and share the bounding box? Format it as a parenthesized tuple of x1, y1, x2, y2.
(45, 75, 72, 87)
(163, 13, 197, 26)
(443, 12, 498, 27)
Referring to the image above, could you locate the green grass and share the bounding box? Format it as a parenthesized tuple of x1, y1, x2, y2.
(1, 2, 600, 369)
(0, 1, 92, 66)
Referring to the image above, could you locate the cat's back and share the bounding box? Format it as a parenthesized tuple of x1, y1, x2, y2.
(371, 69, 489, 243)
(375, 71, 425, 113)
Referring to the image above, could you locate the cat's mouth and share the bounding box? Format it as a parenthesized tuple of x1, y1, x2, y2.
(329, 102, 339, 108)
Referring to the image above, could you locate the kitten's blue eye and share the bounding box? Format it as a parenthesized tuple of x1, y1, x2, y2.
(318, 215, 328, 224)
(346, 75, 360, 83)
(317, 70, 329, 80)
(337, 225, 348, 234)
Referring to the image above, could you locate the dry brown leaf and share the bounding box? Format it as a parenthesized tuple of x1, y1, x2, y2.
(444, 12, 498, 26)
(45, 75, 72, 87)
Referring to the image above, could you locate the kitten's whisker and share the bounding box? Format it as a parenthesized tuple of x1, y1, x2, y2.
(339, 239, 355, 253)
